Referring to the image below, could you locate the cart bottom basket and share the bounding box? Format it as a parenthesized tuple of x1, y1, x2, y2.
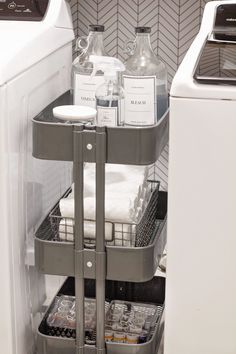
(37, 276, 165, 354)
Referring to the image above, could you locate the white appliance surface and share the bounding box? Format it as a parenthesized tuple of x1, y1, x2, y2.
(171, 0, 236, 100)
(0, 1, 74, 354)
(0, 0, 73, 86)
(166, 1, 236, 354)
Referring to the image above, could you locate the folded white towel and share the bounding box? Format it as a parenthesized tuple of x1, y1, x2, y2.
(59, 164, 150, 238)
(114, 224, 136, 245)
(59, 195, 138, 224)
(59, 218, 113, 241)
(59, 219, 74, 242)
(114, 239, 132, 247)
(59, 218, 137, 247)
(83, 163, 148, 199)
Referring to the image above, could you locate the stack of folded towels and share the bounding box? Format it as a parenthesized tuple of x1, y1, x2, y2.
(59, 163, 152, 246)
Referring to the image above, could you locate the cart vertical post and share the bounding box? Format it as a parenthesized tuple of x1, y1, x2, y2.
(95, 126, 107, 354)
(74, 125, 85, 354)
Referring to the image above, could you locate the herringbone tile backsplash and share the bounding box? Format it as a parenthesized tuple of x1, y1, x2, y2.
(69, 0, 212, 190)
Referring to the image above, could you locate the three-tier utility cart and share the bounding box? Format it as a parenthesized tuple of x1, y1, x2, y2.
(33, 91, 169, 354)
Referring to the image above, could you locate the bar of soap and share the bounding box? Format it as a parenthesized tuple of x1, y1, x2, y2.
(53, 105, 97, 122)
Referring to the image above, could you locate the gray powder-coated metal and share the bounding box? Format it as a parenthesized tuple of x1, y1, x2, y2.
(32, 92, 169, 165)
(34, 91, 168, 354)
(35, 210, 167, 282)
(37, 277, 165, 354)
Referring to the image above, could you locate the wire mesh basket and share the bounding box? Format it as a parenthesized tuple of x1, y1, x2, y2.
(48, 180, 159, 248)
(44, 294, 163, 345)
(36, 165, 161, 248)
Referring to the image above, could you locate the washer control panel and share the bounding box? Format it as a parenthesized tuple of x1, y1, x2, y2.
(0, 0, 49, 21)
(214, 4, 236, 41)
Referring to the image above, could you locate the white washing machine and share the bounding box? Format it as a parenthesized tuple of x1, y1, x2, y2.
(0, 1, 74, 354)
(166, 1, 236, 354)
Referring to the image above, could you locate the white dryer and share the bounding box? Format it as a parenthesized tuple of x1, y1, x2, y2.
(0, 1, 74, 354)
(166, 1, 236, 354)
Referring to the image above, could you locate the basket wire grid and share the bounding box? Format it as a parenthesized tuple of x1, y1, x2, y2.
(36, 165, 162, 248)
(45, 294, 163, 345)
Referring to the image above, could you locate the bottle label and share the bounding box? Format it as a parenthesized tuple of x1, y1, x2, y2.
(97, 106, 117, 126)
(74, 74, 104, 108)
(123, 75, 156, 125)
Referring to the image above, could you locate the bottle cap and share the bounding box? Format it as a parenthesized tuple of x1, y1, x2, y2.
(53, 105, 97, 122)
(89, 24, 105, 32)
(135, 27, 151, 33)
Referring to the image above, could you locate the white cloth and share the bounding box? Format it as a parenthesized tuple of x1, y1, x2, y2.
(83, 163, 148, 199)
(59, 219, 113, 241)
(59, 195, 137, 223)
(58, 164, 154, 246)
(59, 164, 149, 224)
(59, 218, 74, 242)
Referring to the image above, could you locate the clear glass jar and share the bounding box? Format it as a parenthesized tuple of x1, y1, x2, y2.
(72, 25, 107, 108)
(122, 27, 168, 126)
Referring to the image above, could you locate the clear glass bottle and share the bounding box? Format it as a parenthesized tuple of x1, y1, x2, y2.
(96, 79, 125, 127)
(89, 55, 125, 127)
(122, 27, 168, 126)
(72, 25, 107, 108)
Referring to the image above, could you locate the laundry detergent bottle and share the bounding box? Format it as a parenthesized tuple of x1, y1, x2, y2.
(123, 27, 168, 126)
(72, 25, 107, 108)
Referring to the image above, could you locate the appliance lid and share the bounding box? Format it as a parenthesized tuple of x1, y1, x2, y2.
(0, 22, 73, 86)
(0, 0, 74, 86)
(171, 0, 236, 100)
(194, 40, 236, 85)
(213, 3, 236, 41)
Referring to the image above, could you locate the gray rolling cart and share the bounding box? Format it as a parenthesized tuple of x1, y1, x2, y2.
(33, 91, 168, 354)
